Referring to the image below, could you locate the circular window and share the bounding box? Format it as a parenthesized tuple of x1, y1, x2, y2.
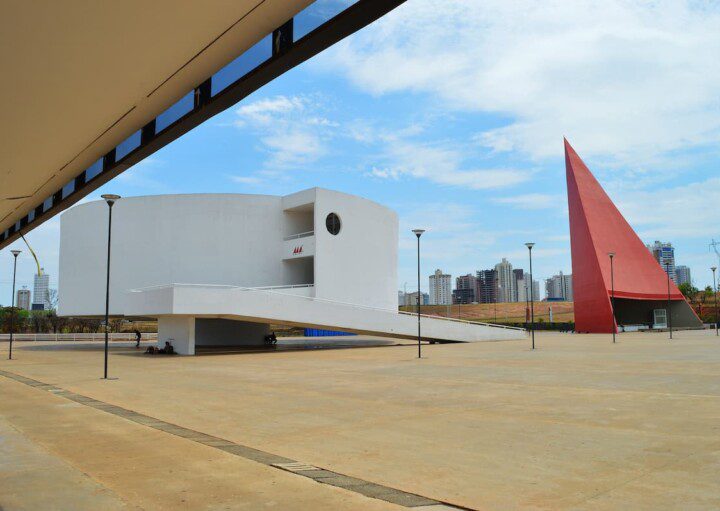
(326, 213, 341, 235)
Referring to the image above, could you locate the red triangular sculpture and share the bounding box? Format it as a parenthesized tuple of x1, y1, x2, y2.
(565, 139, 698, 333)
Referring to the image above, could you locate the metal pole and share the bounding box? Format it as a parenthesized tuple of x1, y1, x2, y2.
(666, 262, 672, 340)
(712, 267, 718, 336)
(610, 253, 615, 343)
(417, 234, 422, 358)
(9, 251, 20, 360)
(526, 243, 535, 350)
(103, 202, 113, 379)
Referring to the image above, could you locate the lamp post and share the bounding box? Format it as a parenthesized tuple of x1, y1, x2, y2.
(665, 262, 672, 340)
(712, 266, 718, 336)
(412, 229, 425, 358)
(608, 252, 615, 343)
(101, 194, 121, 379)
(8, 249, 21, 360)
(525, 243, 535, 350)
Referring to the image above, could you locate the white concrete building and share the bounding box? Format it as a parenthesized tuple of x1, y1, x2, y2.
(403, 292, 428, 307)
(545, 272, 573, 301)
(495, 258, 516, 303)
(59, 189, 525, 353)
(429, 269, 452, 305)
(16, 287, 31, 311)
(517, 278, 540, 302)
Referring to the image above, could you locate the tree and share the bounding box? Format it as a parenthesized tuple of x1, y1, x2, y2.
(0, 307, 29, 333)
(109, 318, 125, 333)
(678, 283, 698, 301)
(29, 310, 50, 333)
(48, 289, 59, 311)
(46, 310, 67, 334)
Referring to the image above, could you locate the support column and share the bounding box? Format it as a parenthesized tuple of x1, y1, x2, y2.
(157, 316, 195, 355)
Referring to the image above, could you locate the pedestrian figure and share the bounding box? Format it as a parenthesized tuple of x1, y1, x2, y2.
(135, 329, 142, 349)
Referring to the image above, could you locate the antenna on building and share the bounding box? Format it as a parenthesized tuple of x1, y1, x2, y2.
(19, 232, 42, 275)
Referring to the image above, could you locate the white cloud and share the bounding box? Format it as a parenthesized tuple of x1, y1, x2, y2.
(369, 140, 531, 190)
(493, 193, 565, 210)
(318, 0, 720, 166)
(614, 177, 720, 239)
(235, 96, 305, 125)
(231, 95, 329, 168)
(229, 175, 263, 185)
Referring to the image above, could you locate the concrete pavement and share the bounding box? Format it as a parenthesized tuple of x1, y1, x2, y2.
(1, 330, 720, 510)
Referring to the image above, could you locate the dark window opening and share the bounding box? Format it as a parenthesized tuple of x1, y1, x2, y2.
(326, 212, 341, 235)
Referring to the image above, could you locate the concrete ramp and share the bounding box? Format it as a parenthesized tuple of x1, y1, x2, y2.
(125, 284, 526, 354)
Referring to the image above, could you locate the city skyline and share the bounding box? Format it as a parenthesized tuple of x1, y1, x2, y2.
(2, 1, 719, 302)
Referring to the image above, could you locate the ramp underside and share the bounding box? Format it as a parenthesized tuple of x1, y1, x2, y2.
(125, 285, 526, 344)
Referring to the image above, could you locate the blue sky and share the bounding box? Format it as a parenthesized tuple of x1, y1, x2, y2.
(2, 0, 720, 302)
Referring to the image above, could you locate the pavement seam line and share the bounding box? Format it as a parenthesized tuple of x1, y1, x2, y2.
(0, 369, 471, 510)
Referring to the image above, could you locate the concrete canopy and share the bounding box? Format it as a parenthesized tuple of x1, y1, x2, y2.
(0, 0, 312, 237)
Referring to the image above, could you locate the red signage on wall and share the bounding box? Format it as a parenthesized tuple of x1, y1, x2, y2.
(293, 245, 303, 255)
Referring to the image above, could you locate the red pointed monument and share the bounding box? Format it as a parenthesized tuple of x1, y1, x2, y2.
(565, 139, 700, 332)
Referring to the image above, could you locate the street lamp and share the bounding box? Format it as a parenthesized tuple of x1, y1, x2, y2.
(608, 252, 616, 343)
(665, 262, 672, 340)
(101, 194, 121, 379)
(8, 249, 21, 360)
(412, 229, 425, 358)
(712, 266, 718, 336)
(525, 243, 535, 350)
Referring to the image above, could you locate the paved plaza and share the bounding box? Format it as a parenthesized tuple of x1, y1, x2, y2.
(1, 330, 719, 510)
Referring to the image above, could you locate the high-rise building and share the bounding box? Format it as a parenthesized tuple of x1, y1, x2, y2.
(647, 241, 676, 283)
(404, 291, 429, 307)
(476, 269, 497, 303)
(16, 287, 31, 311)
(454, 274, 476, 304)
(512, 269, 524, 302)
(545, 272, 573, 301)
(32, 270, 50, 310)
(676, 265, 691, 286)
(517, 278, 540, 302)
(429, 269, 452, 305)
(494, 258, 516, 303)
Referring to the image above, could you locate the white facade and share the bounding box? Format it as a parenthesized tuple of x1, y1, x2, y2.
(32, 271, 50, 310)
(59, 188, 526, 353)
(59, 189, 398, 316)
(495, 258, 516, 303)
(517, 278, 540, 302)
(429, 269, 452, 305)
(545, 272, 573, 301)
(404, 291, 428, 307)
(16, 287, 31, 310)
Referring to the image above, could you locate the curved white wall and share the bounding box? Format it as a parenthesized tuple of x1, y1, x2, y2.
(58, 189, 398, 316)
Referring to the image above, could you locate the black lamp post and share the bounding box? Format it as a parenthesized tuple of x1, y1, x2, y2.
(525, 243, 535, 350)
(712, 266, 718, 336)
(412, 229, 425, 358)
(665, 262, 672, 340)
(101, 194, 121, 379)
(608, 252, 615, 343)
(9, 249, 21, 360)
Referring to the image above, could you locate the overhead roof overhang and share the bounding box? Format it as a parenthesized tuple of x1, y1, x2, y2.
(0, 0, 405, 250)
